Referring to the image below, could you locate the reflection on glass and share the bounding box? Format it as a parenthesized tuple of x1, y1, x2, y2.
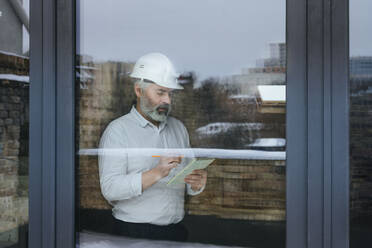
(76, 1, 285, 247)
(0, 0, 29, 247)
(350, 1, 372, 247)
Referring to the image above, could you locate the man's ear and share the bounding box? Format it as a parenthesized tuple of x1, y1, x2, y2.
(134, 84, 142, 98)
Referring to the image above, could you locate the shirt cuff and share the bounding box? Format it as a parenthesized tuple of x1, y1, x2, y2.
(187, 183, 205, 196)
(130, 172, 143, 196)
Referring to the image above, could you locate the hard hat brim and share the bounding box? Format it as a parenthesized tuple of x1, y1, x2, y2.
(130, 75, 184, 90)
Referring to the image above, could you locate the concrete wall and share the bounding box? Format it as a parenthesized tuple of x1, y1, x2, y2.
(0, 1, 23, 55)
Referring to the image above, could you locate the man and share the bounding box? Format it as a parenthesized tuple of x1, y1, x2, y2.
(98, 53, 207, 242)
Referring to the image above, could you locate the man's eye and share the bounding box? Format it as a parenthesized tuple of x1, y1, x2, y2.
(156, 91, 173, 97)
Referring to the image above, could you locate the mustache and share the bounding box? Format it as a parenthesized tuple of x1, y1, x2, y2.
(156, 104, 170, 111)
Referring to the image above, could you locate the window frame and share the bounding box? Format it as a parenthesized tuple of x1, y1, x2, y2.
(28, 0, 349, 247)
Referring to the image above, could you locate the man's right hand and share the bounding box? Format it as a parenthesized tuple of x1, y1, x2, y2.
(154, 156, 182, 179)
(141, 156, 182, 191)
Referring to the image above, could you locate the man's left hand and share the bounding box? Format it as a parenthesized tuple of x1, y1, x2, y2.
(184, 169, 207, 192)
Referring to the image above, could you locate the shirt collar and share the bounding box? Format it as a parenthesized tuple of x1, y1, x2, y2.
(130, 106, 168, 130)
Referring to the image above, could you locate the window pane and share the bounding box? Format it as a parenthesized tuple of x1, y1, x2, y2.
(350, 1, 372, 247)
(76, 1, 286, 247)
(0, 0, 29, 247)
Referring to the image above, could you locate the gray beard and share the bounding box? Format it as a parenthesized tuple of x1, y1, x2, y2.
(140, 96, 171, 123)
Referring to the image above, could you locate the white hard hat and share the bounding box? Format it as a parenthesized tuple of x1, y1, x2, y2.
(130, 53, 183, 89)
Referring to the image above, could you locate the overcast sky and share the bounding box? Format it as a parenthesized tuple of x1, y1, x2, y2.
(77, 0, 371, 80)
(350, 0, 372, 56)
(77, 0, 285, 80)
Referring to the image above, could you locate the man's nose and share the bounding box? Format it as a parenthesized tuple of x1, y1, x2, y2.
(162, 93, 171, 105)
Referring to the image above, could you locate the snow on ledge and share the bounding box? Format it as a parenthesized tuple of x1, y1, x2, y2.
(0, 50, 29, 59)
(0, 74, 29, 83)
(248, 138, 286, 147)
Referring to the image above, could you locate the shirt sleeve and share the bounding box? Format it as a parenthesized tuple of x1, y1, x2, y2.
(98, 124, 142, 203)
(181, 123, 206, 196)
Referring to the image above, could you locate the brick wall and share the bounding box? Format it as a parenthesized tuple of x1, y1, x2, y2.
(0, 53, 29, 243)
(77, 58, 134, 210)
(186, 159, 285, 221)
(350, 76, 372, 219)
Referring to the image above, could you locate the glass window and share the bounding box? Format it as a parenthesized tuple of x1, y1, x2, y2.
(0, 0, 29, 247)
(350, 0, 372, 247)
(76, 1, 286, 247)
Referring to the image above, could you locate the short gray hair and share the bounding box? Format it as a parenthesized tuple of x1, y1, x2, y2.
(135, 80, 152, 91)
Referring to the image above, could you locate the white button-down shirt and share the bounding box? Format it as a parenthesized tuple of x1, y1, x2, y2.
(98, 106, 203, 225)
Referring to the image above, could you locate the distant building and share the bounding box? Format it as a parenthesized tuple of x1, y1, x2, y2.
(254, 42, 286, 69)
(227, 42, 286, 98)
(349, 56, 372, 96)
(241, 42, 286, 76)
(269, 42, 286, 67)
(350, 56, 372, 76)
(256, 85, 286, 114)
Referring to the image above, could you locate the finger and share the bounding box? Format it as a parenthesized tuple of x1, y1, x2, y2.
(191, 169, 206, 175)
(184, 178, 202, 184)
(168, 162, 178, 169)
(185, 174, 202, 180)
(188, 171, 201, 176)
(186, 182, 205, 191)
(188, 172, 205, 179)
(184, 178, 200, 184)
(175, 156, 182, 163)
(167, 160, 179, 167)
(168, 157, 182, 164)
